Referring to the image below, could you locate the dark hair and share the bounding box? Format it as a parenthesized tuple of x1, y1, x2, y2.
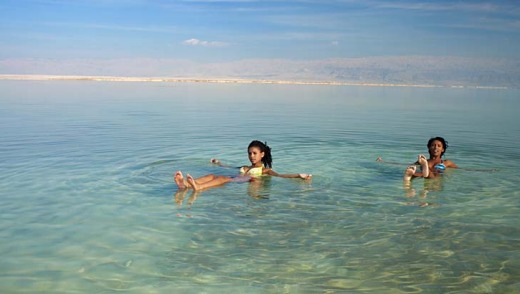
(427, 137, 448, 157)
(248, 140, 273, 168)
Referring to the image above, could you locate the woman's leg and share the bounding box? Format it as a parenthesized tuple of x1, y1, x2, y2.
(174, 171, 188, 189)
(403, 165, 417, 181)
(193, 174, 218, 184)
(403, 154, 430, 182)
(187, 174, 232, 191)
(175, 171, 223, 189)
(417, 154, 430, 178)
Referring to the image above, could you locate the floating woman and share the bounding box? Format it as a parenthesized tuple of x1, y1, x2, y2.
(174, 140, 312, 191)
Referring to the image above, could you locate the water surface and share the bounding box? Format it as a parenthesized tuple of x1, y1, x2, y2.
(1, 81, 519, 293)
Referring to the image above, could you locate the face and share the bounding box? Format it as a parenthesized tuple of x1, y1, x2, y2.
(428, 140, 445, 157)
(248, 146, 264, 165)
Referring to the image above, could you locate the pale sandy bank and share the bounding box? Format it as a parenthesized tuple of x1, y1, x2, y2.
(0, 74, 508, 89)
(0, 74, 444, 88)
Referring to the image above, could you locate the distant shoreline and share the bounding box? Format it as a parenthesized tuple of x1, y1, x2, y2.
(0, 74, 509, 89)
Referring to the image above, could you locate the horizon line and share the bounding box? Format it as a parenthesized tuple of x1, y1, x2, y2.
(0, 74, 509, 90)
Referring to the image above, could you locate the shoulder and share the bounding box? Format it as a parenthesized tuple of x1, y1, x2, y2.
(444, 159, 457, 168)
(263, 168, 275, 175)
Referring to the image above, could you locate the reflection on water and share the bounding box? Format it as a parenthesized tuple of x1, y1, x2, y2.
(247, 177, 272, 199)
(0, 81, 519, 293)
(174, 189, 200, 217)
(403, 175, 445, 207)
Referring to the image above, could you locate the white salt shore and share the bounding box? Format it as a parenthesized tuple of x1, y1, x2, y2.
(0, 74, 441, 88)
(0, 74, 508, 89)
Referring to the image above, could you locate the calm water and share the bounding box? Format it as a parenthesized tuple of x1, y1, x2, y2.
(1, 81, 519, 293)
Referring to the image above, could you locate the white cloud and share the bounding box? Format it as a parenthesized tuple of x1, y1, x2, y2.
(182, 38, 228, 47)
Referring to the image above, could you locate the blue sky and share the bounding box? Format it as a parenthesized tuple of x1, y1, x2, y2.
(1, 0, 519, 61)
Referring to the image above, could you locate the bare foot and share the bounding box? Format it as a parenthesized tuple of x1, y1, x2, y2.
(186, 174, 200, 191)
(174, 171, 187, 190)
(418, 154, 429, 178)
(403, 165, 416, 181)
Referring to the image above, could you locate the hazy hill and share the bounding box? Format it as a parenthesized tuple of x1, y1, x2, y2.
(1, 56, 518, 88)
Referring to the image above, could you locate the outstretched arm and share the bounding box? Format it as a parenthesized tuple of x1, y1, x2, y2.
(444, 159, 500, 172)
(265, 169, 312, 180)
(376, 156, 411, 166)
(210, 158, 241, 169)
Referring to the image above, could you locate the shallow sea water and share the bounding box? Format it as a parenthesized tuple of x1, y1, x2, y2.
(1, 80, 519, 293)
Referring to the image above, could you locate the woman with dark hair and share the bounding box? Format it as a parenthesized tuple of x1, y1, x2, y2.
(174, 140, 312, 191)
(403, 137, 458, 181)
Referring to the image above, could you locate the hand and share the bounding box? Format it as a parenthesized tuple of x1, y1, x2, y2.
(299, 173, 312, 180)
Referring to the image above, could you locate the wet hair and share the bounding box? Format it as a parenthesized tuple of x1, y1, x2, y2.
(427, 137, 448, 157)
(248, 140, 273, 168)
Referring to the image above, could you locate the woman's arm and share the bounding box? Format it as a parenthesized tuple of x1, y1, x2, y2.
(210, 158, 242, 169)
(444, 159, 458, 168)
(265, 168, 312, 180)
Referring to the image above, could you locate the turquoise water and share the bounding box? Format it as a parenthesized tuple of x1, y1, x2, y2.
(1, 80, 519, 293)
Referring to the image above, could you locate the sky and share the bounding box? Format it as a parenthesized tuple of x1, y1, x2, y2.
(0, 0, 519, 80)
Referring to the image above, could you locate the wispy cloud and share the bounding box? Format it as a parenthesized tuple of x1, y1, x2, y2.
(436, 17, 520, 33)
(41, 21, 179, 33)
(182, 38, 228, 47)
(2, 0, 518, 62)
(368, 0, 520, 15)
